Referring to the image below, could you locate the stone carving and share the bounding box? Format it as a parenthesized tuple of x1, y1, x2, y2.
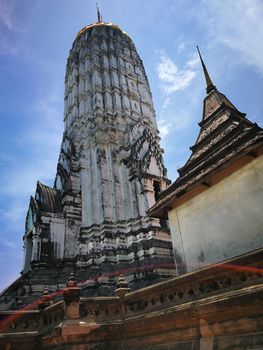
(0, 22, 175, 309)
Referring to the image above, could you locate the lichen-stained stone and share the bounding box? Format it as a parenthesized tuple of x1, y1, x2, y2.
(60, 22, 174, 286)
(0, 21, 175, 310)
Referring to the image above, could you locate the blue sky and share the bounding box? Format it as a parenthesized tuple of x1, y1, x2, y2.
(0, 0, 263, 291)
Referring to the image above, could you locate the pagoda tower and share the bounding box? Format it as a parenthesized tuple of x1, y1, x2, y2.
(150, 48, 263, 274)
(0, 18, 175, 308)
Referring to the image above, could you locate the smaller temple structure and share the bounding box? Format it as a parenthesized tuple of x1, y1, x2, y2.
(150, 48, 263, 275)
(24, 181, 64, 272)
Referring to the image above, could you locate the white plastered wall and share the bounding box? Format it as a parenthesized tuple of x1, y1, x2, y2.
(168, 155, 263, 273)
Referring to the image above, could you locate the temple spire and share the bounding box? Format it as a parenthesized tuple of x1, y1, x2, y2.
(197, 46, 217, 94)
(96, 2, 103, 22)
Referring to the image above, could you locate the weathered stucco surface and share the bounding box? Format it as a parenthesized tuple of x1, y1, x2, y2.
(0, 22, 175, 311)
(168, 155, 263, 272)
(1, 250, 262, 350)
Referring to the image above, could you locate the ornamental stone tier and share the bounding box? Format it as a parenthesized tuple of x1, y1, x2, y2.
(0, 21, 175, 310)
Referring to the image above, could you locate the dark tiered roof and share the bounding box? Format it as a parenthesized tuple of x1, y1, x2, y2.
(150, 53, 263, 217)
(36, 181, 62, 213)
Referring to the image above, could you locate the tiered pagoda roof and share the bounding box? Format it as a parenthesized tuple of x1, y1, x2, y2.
(150, 49, 263, 217)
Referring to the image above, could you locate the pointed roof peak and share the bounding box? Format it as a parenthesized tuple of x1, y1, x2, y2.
(197, 46, 217, 94)
(96, 2, 103, 23)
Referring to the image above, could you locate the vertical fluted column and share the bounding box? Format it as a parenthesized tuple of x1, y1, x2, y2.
(32, 232, 41, 261)
(135, 181, 146, 217)
(112, 153, 125, 221)
(99, 148, 112, 221)
(80, 157, 89, 226)
(91, 149, 101, 224)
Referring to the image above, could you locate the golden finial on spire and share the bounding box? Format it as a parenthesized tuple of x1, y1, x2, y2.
(96, 2, 103, 22)
(197, 46, 217, 94)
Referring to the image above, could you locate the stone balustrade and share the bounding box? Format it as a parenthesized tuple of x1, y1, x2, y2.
(0, 249, 262, 349)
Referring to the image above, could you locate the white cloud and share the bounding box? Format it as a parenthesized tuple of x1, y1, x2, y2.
(199, 0, 263, 74)
(156, 52, 200, 137)
(160, 111, 192, 136)
(156, 54, 197, 94)
(157, 99, 199, 141)
(158, 118, 172, 138)
(0, 237, 17, 249)
(0, 0, 17, 31)
(158, 97, 171, 119)
(0, 0, 25, 56)
(0, 88, 63, 244)
(0, 88, 63, 201)
(0, 203, 26, 225)
(0, 158, 57, 197)
(157, 97, 172, 138)
(0, 160, 57, 234)
(178, 42, 186, 53)
(176, 33, 190, 54)
(162, 97, 171, 110)
(186, 53, 199, 69)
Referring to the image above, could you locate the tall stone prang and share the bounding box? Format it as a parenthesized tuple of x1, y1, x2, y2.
(0, 20, 175, 309)
(59, 22, 172, 268)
